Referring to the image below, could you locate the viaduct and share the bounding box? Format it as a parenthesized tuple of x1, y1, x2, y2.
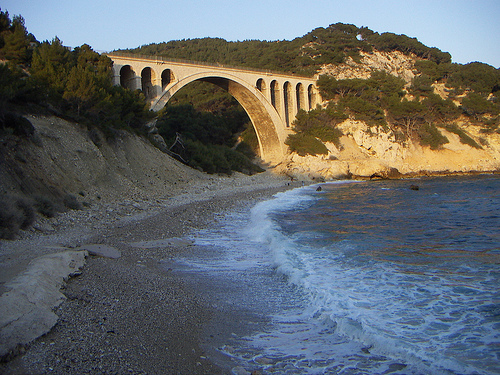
(108, 53, 321, 163)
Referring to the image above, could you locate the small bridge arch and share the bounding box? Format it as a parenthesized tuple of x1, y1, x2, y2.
(108, 53, 321, 163)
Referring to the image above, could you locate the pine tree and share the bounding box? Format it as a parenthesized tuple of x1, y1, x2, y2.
(1, 15, 30, 65)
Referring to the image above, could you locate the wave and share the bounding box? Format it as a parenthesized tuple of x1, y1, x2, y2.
(241, 180, 499, 375)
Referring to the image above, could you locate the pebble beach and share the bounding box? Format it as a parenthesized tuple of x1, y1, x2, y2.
(0, 172, 296, 374)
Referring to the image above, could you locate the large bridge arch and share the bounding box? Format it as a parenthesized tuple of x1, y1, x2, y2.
(108, 53, 321, 164)
(152, 72, 288, 163)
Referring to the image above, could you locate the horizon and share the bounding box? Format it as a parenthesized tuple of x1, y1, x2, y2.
(2, 0, 500, 69)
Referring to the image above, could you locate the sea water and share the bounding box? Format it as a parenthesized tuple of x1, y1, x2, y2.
(173, 176, 500, 374)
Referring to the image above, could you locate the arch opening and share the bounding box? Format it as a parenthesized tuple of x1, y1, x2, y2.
(270, 80, 280, 113)
(141, 67, 156, 99)
(283, 81, 292, 128)
(307, 84, 315, 110)
(256, 78, 266, 93)
(153, 75, 285, 163)
(162, 69, 174, 90)
(296, 83, 304, 111)
(120, 65, 135, 90)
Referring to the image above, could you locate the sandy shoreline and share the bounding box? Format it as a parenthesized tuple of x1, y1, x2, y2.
(0, 172, 300, 374)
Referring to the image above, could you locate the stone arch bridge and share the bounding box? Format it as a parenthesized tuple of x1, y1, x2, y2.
(108, 53, 321, 163)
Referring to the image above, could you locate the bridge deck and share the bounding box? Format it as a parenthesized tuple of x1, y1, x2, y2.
(106, 51, 317, 80)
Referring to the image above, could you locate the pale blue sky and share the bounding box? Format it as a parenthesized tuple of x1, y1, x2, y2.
(3, 0, 500, 68)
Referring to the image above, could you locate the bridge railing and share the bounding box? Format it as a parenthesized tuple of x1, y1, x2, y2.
(106, 51, 316, 79)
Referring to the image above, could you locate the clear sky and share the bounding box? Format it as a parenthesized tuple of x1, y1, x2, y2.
(3, 0, 500, 68)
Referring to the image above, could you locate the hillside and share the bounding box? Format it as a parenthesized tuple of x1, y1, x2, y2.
(277, 48, 500, 180)
(0, 115, 217, 237)
(120, 23, 452, 76)
(122, 23, 500, 180)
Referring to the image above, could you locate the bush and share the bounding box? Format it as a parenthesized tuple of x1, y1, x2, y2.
(461, 92, 499, 119)
(0, 112, 35, 137)
(238, 122, 260, 158)
(182, 139, 260, 175)
(411, 75, 434, 94)
(418, 123, 449, 149)
(0, 195, 35, 239)
(285, 133, 329, 156)
(480, 118, 499, 134)
(447, 62, 500, 95)
(292, 106, 346, 147)
(341, 96, 386, 126)
(16, 196, 35, 228)
(157, 102, 263, 174)
(63, 194, 83, 210)
(444, 124, 482, 149)
(34, 194, 58, 217)
(0, 199, 22, 239)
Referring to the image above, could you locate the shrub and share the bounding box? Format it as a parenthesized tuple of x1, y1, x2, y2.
(238, 122, 259, 158)
(34, 194, 58, 217)
(0, 195, 35, 239)
(418, 123, 449, 149)
(341, 96, 386, 126)
(0, 199, 21, 239)
(285, 133, 329, 156)
(444, 124, 482, 149)
(0, 112, 35, 137)
(480, 118, 499, 134)
(447, 62, 500, 95)
(411, 75, 434, 95)
(182, 139, 260, 175)
(63, 194, 83, 210)
(15, 196, 35, 229)
(461, 92, 499, 119)
(293, 106, 346, 147)
(223, 147, 264, 174)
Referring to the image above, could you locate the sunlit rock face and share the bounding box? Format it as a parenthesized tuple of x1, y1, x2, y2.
(277, 117, 500, 181)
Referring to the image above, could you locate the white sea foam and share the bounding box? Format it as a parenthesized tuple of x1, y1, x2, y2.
(238, 180, 499, 374)
(179, 178, 500, 375)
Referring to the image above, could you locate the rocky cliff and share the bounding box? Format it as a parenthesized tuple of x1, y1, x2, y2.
(277, 51, 500, 180)
(277, 118, 500, 180)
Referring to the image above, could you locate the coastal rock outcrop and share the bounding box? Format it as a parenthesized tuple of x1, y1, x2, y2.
(0, 250, 87, 358)
(277, 118, 500, 181)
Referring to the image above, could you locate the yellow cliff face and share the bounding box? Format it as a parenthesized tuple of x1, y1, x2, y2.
(277, 119, 500, 181)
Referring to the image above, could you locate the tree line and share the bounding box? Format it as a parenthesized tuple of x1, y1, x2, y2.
(123, 23, 454, 76)
(123, 21, 499, 156)
(0, 9, 260, 176)
(0, 9, 152, 139)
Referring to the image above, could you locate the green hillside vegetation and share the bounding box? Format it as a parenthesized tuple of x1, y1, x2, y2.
(123, 22, 499, 155)
(297, 62, 499, 153)
(155, 81, 263, 174)
(0, 10, 153, 138)
(122, 23, 452, 75)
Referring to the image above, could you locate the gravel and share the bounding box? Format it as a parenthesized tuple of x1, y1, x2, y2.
(0, 172, 299, 374)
